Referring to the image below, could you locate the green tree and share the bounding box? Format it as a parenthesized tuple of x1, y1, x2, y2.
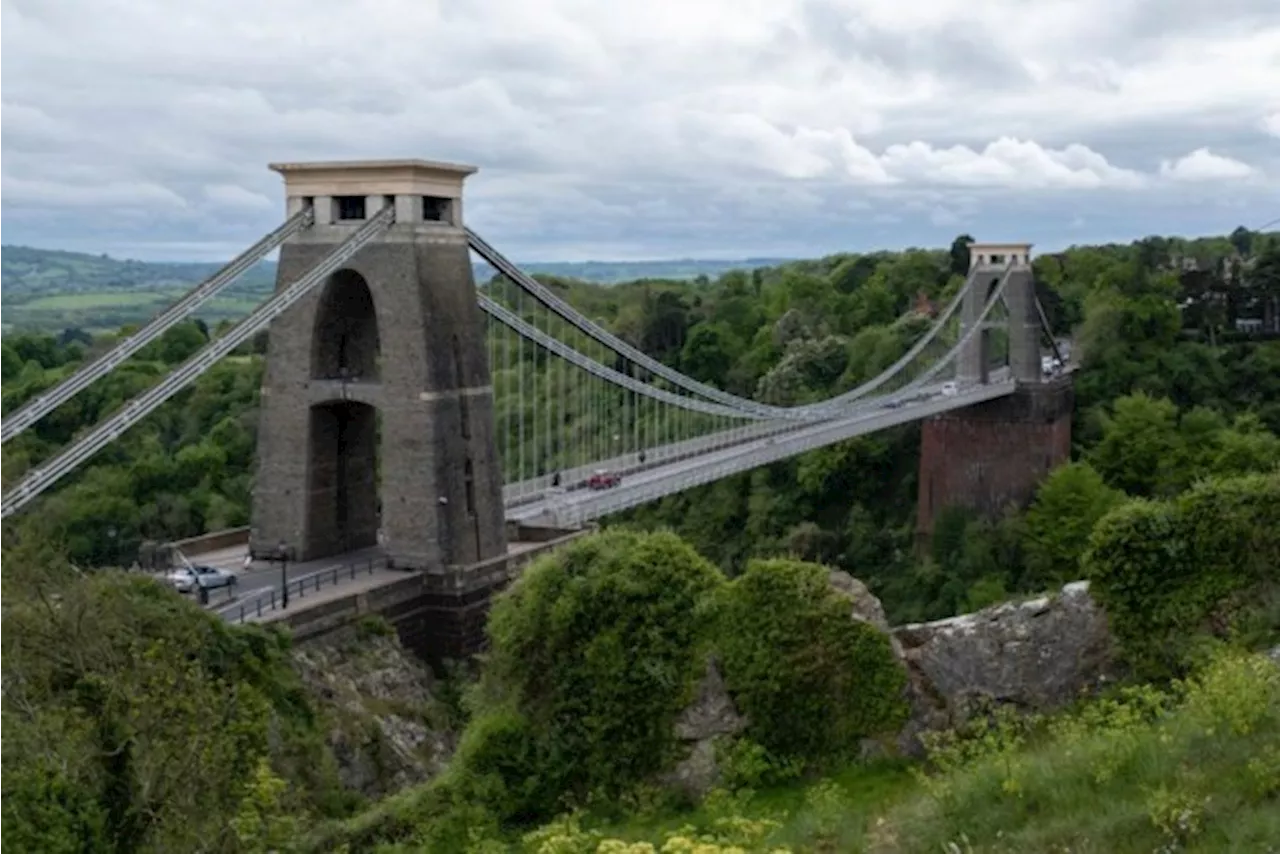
(1022, 462, 1125, 588)
(948, 233, 975, 277)
(1228, 225, 1254, 257)
(1087, 393, 1184, 496)
(680, 323, 740, 385)
(458, 530, 724, 821)
(1, 342, 23, 381)
(713, 559, 907, 765)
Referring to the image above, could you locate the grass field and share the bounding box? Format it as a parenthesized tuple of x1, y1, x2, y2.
(18, 291, 174, 309)
(3, 288, 264, 334)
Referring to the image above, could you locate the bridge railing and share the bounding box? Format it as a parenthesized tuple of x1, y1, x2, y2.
(540, 380, 1019, 527)
(216, 555, 392, 624)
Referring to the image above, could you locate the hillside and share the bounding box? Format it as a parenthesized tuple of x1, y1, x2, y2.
(3, 227, 1280, 852)
(1, 244, 790, 334)
(0, 246, 279, 334)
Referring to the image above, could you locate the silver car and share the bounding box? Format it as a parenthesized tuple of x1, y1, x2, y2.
(167, 565, 237, 594)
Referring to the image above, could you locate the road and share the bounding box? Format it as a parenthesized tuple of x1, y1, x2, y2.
(170, 544, 384, 607)
(509, 377, 1020, 526)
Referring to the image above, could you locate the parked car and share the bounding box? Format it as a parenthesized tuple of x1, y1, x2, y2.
(587, 469, 622, 490)
(167, 564, 237, 594)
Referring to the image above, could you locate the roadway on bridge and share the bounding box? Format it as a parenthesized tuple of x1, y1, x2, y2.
(177, 544, 383, 610)
(190, 537, 559, 621)
(509, 378, 1020, 526)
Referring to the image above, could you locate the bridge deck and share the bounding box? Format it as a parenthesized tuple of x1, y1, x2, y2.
(205, 537, 563, 624)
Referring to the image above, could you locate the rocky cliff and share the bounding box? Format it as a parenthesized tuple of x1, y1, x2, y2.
(291, 621, 457, 799)
(663, 575, 1117, 793)
(291, 577, 1116, 801)
(891, 579, 1116, 754)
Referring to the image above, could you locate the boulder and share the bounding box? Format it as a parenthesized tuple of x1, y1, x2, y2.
(892, 580, 1117, 754)
(658, 656, 748, 798)
(828, 570, 892, 634)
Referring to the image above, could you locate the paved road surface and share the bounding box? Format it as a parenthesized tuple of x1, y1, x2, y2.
(170, 544, 384, 608)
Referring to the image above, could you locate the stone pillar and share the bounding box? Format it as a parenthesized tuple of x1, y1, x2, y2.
(958, 243, 1036, 386)
(1004, 268, 1043, 384)
(916, 377, 1073, 543)
(252, 160, 507, 576)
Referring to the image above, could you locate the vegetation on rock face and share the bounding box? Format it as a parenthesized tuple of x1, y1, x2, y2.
(0, 540, 357, 853)
(309, 541, 922, 851)
(457, 530, 724, 822)
(1085, 471, 1280, 679)
(346, 648, 1280, 853)
(713, 559, 907, 766)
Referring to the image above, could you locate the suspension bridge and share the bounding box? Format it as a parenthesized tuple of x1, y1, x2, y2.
(0, 159, 1073, 657)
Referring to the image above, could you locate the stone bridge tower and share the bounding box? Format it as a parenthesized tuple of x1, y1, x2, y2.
(250, 160, 507, 573)
(916, 242, 1074, 542)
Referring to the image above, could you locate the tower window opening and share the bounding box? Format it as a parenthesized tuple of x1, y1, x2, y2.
(423, 196, 452, 223)
(464, 458, 476, 515)
(336, 196, 366, 221)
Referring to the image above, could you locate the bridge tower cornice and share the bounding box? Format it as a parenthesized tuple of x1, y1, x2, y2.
(968, 242, 1033, 270)
(269, 158, 477, 229)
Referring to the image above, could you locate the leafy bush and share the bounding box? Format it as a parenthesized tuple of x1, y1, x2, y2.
(458, 529, 725, 823)
(1021, 461, 1125, 588)
(1, 559, 351, 853)
(1084, 472, 1280, 677)
(712, 559, 907, 767)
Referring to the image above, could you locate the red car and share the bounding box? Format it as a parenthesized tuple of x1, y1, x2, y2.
(587, 469, 622, 490)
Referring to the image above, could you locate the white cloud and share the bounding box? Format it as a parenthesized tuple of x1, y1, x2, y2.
(1159, 148, 1257, 181)
(1263, 113, 1280, 138)
(880, 138, 1146, 189)
(2, 0, 1278, 260)
(203, 184, 273, 211)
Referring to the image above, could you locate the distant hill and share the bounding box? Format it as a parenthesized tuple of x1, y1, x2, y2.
(471, 257, 792, 285)
(0, 245, 788, 333)
(1, 245, 279, 298)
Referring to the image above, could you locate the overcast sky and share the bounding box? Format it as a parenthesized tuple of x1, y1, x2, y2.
(3, 0, 1278, 263)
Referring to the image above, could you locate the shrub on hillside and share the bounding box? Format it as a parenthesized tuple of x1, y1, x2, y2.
(1022, 461, 1125, 589)
(712, 559, 907, 767)
(1, 557, 350, 853)
(455, 529, 724, 822)
(1084, 471, 1280, 678)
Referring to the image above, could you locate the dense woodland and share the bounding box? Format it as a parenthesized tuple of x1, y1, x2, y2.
(3, 228, 1280, 851)
(3, 229, 1279, 616)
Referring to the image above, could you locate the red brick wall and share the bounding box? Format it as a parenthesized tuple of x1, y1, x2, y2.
(917, 378, 1073, 540)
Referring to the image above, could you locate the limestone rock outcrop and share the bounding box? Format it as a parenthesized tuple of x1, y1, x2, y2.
(659, 656, 748, 798)
(292, 627, 456, 798)
(828, 570, 892, 633)
(826, 571, 1118, 755)
(891, 580, 1117, 753)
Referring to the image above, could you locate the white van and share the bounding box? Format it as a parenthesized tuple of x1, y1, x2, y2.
(941, 381, 959, 397)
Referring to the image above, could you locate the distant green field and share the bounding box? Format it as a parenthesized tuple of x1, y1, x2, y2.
(3, 288, 265, 335)
(19, 291, 173, 310)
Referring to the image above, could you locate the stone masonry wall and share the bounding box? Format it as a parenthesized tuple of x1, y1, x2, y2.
(252, 226, 507, 571)
(916, 377, 1073, 540)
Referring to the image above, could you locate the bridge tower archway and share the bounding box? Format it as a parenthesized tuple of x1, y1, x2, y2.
(312, 268, 380, 381)
(305, 399, 380, 556)
(250, 159, 508, 571)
